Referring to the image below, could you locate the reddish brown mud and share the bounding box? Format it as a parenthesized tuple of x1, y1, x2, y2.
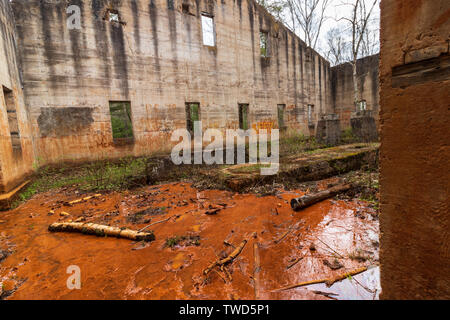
(0, 181, 379, 300)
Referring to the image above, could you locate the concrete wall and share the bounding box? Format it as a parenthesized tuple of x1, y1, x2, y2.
(0, 0, 34, 193)
(11, 0, 332, 167)
(331, 54, 379, 130)
(380, 0, 450, 299)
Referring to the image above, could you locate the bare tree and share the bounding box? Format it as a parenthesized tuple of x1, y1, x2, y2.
(257, 0, 287, 23)
(285, 0, 331, 50)
(339, 0, 379, 110)
(360, 24, 380, 57)
(325, 27, 351, 66)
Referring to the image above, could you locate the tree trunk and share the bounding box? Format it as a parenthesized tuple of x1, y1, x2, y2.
(290, 184, 353, 211)
(48, 222, 155, 242)
(353, 59, 359, 111)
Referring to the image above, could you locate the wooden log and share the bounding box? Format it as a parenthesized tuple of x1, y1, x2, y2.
(48, 222, 155, 242)
(290, 184, 353, 211)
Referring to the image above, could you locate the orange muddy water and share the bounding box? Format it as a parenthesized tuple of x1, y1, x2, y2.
(0, 181, 379, 300)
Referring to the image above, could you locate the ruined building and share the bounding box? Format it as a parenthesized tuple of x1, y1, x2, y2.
(379, 0, 449, 299)
(0, 0, 379, 201)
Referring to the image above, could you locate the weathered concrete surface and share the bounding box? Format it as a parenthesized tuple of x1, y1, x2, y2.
(0, 0, 34, 193)
(315, 114, 341, 146)
(0, 0, 380, 201)
(12, 0, 332, 166)
(350, 110, 378, 142)
(223, 143, 379, 191)
(379, 0, 450, 299)
(331, 54, 379, 130)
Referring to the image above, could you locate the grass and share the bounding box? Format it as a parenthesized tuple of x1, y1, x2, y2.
(279, 132, 325, 156)
(11, 157, 154, 209)
(164, 235, 200, 248)
(341, 128, 358, 144)
(229, 163, 272, 174)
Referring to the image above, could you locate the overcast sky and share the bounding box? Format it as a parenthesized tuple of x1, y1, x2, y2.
(269, 0, 381, 57)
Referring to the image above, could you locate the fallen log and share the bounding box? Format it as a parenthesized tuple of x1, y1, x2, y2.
(272, 266, 368, 292)
(48, 222, 155, 242)
(290, 184, 353, 211)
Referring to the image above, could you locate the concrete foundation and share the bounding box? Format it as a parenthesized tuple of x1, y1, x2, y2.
(350, 110, 378, 143)
(315, 114, 341, 146)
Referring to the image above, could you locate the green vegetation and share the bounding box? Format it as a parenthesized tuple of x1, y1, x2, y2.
(341, 128, 358, 144)
(12, 157, 153, 208)
(165, 235, 200, 248)
(279, 132, 324, 156)
(109, 101, 134, 140)
(186, 103, 200, 133)
(229, 163, 272, 174)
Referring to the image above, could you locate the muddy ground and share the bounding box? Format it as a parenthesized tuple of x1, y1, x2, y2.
(0, 143, 380, 300)
(0, 174, 379, 300)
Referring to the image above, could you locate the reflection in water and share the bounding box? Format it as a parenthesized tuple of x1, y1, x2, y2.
(305, 266, 381, 300)
(0, 182, 380, 300)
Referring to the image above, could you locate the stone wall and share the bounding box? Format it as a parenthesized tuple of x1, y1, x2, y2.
(11, 0, 332, 167)
(379, 0, 449, 299)
(331, 54, 379, 130)
(0, 0, 34, 193)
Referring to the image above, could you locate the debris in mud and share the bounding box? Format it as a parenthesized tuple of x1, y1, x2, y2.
(1, 178, 380, 299)
(291, 184, 353, 211)
(164, 235, 200, 249)
(204, 208, 221, 215)
(139, 216, 173, 232)
(48, 222, 155, 242)
(0, 249, 10, 263)
(65, 194, 102, 206)
(127, 207, 167, 224)
(312, 290, 339, 299)
(286, 256, 304, 269)
(0, 278, 27, 300)
(349, 249, 371, 262)
(272, 266, 369, 292)
(274, 229, 292, 244)
(204, 235, 253, 278)
(323, 259, 344, 270)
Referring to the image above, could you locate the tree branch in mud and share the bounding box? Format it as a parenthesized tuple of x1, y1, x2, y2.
(48, 222, 155, 242)
(254, 242, 261, 299)
(290, 184, 353, 211)
(286, 256, 304, 269)
(271, 266, 368, 292)
(203, 233, 256, 280)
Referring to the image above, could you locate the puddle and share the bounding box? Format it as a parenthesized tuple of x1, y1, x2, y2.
(304, 266, 381, 300)
(0, 181, 379, 300)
